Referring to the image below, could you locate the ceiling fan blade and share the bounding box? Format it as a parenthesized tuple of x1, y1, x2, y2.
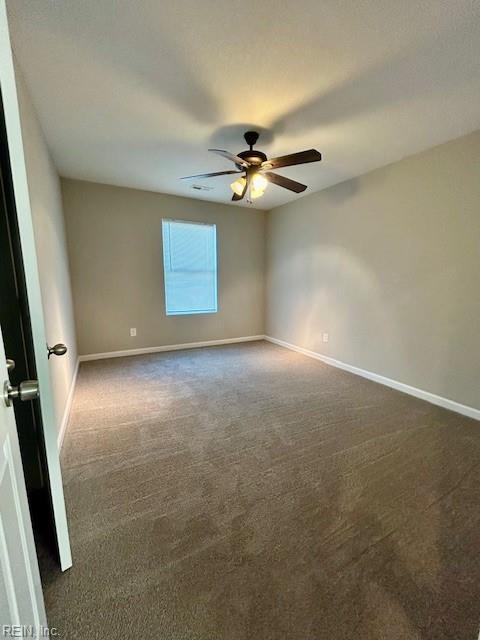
(209, 149, 250, 168)
(180, 170, 242, 180)
(231, 173, 250, 201)
(261, 149, 322, 170)
(264, 172, 307, 193)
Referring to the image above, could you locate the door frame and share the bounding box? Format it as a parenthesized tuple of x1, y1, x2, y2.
(0, 0, 72, 571)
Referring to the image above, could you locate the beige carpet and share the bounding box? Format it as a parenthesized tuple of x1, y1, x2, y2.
(40, 341, 480, 639)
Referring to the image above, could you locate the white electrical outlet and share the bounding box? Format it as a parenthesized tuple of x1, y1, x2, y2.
(322, 333, 329, 343)
(130, 328, 137, 337)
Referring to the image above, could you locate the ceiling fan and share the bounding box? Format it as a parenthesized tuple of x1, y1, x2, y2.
(180, 131, 322, 202)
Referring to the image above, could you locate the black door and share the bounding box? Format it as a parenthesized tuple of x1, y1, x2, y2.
(0, 89, 58, 562)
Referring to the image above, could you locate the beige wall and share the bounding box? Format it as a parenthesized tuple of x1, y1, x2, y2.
(266, 131, 480, 410)
(15, 67, 78, 437)
(61, 179, 266, 355)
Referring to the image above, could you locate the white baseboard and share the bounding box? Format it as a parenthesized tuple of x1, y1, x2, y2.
(265, 336, 480, 421)
(57, 358, 80, 450)
(78, 335, 266, 363)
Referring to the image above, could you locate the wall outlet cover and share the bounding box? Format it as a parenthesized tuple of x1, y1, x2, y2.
(322, 333, 329, 343)
(130, 328, 137, 337)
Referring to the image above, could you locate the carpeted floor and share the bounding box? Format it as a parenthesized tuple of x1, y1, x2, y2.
(40, 341, 480, 639)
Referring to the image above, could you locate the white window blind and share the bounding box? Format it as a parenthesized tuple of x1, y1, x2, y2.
(162, 219, 218, 315)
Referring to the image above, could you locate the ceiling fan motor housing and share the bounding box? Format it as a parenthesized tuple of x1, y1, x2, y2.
(237, 149, 267, 168)
(237, 131, 266, 169)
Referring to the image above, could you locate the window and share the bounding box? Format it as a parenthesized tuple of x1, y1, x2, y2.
(162, 219, 217, 315)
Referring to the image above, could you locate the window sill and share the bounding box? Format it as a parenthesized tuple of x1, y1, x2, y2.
(166, 310, 218, 316)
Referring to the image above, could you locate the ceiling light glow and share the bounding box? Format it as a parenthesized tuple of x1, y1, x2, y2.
(251, 173, 267, 191)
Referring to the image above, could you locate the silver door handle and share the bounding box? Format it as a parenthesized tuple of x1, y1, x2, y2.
(6, 359, 15, 372)
(3, 379, 40, 407)
(47, 343, 68, 359)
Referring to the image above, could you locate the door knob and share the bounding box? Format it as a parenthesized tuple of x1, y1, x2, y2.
(3, 379, 40, 407)
(47, 343, 68, 359)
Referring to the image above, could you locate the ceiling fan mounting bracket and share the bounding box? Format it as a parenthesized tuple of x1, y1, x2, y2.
(244, 130, 259, 149)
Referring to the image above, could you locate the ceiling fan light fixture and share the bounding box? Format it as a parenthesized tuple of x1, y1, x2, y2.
(230, 176, 246, 196)
(231, 172, 268, 200)
(251, 173, 268, 191)
(250, 185, 265, 199)
(250, 187, 265, 200)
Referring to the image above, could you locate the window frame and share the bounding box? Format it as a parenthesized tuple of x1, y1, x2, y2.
(161, 218, 218, 317)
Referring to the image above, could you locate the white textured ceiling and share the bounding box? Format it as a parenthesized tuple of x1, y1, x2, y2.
(6, 0, 480, 210)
